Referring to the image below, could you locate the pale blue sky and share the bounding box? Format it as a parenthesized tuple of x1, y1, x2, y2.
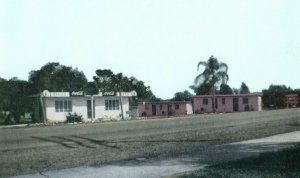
(0, 0, 299, 99)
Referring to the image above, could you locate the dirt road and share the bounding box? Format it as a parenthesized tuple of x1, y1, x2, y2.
(1, 108, 299, 176)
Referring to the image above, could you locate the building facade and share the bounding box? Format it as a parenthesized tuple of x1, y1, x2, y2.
(192, 94, 262, 113)
(286, 94, 299, 108)
(42, 90, 136, 123)
(138, 101, 193, 117)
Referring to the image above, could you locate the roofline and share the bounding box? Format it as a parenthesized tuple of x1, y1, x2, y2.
(192, 94, 262, 98)
(137, 101, 192, 104)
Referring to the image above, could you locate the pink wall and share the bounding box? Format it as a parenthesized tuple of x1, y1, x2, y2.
(138, 101, 192, 117)
(192, 94, 262, 113)
(138, 94, 261, 117)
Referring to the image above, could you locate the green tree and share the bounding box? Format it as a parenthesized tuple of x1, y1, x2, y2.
(172, 90, 193, 101)
(93, 70, 160, 102)
(93, 69, 114, 92)
(190, 82, 213, 95)
(85, 82, 98, 95)
(29, 62, 88, 92)
(240, 82, 250, 94)
(0, 78, 35, 124)
(219, 84, 233, 94)
(191, 55, 229, 112)
(262, 85, 293, 109)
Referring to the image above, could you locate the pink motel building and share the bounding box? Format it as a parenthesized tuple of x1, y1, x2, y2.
(192, 94, 262, 113)
(138, 101, 193, 117)
(138, 94, 262, 117)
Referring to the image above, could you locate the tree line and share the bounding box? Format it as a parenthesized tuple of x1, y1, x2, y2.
(182, 55, 300, 110)
(0, 62, 159, 124)
(1, 59, 299, 125)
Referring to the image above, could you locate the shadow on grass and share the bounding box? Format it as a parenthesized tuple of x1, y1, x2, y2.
(32, 136, 76, 149)
(71, 135, 120, 149)
(51, 136, 97, 149)
(32, 135, 221, 150)
(181, 144, 300, 178)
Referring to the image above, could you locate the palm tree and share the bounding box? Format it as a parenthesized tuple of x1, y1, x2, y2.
(193, 55, 229, 112)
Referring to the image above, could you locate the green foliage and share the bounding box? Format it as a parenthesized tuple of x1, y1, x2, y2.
(85, 82, 98, 95)
(191, 56, 229, 95)
(240, 82, 250, 94)
(262, 85, 293, 109)
(190, 82, 213, 95)
(220, 84, 233, 94)
(0, 78, 36, 124)
(172, 90, 192, 101)
(93, 69, 160, 102)
(29, 62, 88, 92)
(66, 113, 82, 123)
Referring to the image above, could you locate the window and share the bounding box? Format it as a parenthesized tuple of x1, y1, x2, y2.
(55, 100, 72, 112)
(175, 104, 179, 110)
(105, 100, 119, 110)
(243, 98, 249, 104)
(160, 105, 162, 110)
(222, 98, 226, 105)
(145, 104, 149, 110)
(203, 98, 208, 105)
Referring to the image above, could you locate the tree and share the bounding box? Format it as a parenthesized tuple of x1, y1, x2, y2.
(94, 69, 114, 92)
(93, 69, 160, 103)
(29, 62, 88, 92)
(240, 82, 250, 94)
(0, 78, 36, 124)
(85, 82, 98, 95)
(219, 84, 233, 94)
(262, 85, 293, 109)
(191, 55, 229, 112)
(190, 82, 213, 95)
(172, 90, 193, 101)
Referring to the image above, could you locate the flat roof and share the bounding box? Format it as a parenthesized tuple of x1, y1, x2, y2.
(192, 94, 262, 98)
(138, 101, 191, 104)
(42, 90, 136, 97)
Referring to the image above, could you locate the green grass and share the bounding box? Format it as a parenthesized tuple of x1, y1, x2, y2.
(181, 144, 300, 178)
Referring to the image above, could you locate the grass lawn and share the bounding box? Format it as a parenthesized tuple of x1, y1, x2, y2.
(1, 108, 300, 176)
(181, 144, 300, 178)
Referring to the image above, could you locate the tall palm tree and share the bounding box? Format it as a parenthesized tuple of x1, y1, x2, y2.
(193, 55, 229, 112)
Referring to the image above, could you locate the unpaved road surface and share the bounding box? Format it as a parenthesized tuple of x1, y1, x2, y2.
(1, 108, 300, 177)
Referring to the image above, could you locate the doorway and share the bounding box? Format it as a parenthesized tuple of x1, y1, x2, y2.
(87, 100, 95, 119)
(233, 98, 239, 112)
(152, 105, 156, 116)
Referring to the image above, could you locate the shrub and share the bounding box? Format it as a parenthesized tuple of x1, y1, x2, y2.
(66, 112, 82, 123)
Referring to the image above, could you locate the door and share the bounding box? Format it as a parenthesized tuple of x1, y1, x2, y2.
(87, 100, 95, 119)
(152, 105, 156, 116)
(233, 98, 239, 112)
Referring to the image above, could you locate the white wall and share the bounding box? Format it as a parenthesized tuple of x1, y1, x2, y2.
(44, 96, 130, 123)
(94, 96, 129, 120)
(186, 103, 193, 114)
(44, 97, 89, 123)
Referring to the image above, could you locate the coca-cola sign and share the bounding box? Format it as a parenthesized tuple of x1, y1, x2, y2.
(102, 91, 115, 96)
(70, 91, 84, 96)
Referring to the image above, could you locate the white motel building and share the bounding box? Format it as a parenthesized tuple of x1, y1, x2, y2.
(41, 90, 137, 123)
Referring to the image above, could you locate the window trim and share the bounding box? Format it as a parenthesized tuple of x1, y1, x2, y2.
(203, 98, 208, 105)
(243, 97, 249, 104)
(105, 99, 120, 110)
(55, 100, 72, 112)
